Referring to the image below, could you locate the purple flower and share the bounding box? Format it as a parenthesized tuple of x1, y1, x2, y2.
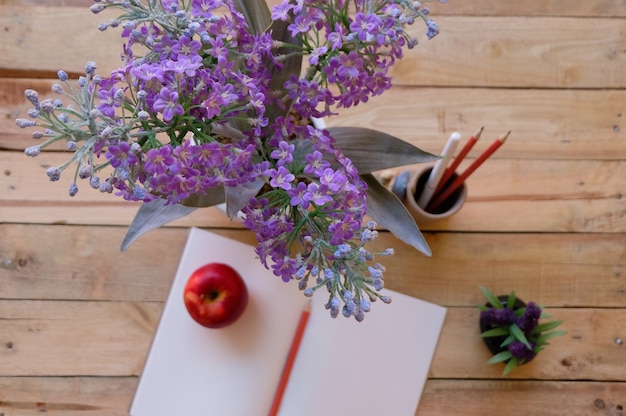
(105, 141, 139, 170)
(480, 308, 518, 327)
(508, 340, 537, 362)
(152, 87, 184, 122)
(131, 63, 165, 83)
(269, 166, 295, 190)
(304, 183, 332, 206)
(270, 141, 295, 165)
(518, 302, 542, 335)
(144, 146, 177, 175)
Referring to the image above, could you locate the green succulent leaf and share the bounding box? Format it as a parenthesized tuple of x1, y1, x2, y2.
(362, 173, 431, 256)
(534, 330, 568, 346)
(533, 320, 564, 334)
(120, 198, 198, 251)
(500, 334, 514, 348)
(479, 286, 503, 309)
(487, 350, 513, 365)
(509, 324, 532, 349)
(502, 358, 519, 376)
(507, 291, 517, 309)
(480, 327, 509, 338)
(327, 127, 439, 173)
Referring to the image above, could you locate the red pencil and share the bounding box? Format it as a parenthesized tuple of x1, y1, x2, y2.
(433, 126, 484, 197)
(427, 131, 510, 212)
(268, 301, 311, 416)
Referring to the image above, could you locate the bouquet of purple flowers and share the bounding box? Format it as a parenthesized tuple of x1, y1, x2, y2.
(17, 0, 446, 320)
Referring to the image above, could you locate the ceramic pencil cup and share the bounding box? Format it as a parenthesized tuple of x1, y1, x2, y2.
(403, 166, 467, 224)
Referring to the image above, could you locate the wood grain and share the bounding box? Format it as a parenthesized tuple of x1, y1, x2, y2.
(0, 377, 623, 415)
(395, 16, 626, 88)
(0, 299, 623, 381)
(2, 225, 625, 308)
(2, 0, 625, 17)
(418, 380, 626, 416)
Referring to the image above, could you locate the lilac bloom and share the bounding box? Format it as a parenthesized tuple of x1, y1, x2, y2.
(271, 1, 293, 21)
(319, 168, 347, 193)
(269, 166, 295, 190)
(336, 51, 364, 79)
(152, 87, 184, 122)
(144, 145, 176, 174)
(304, 183, 332, 206)
(287, 181, 309, 208)
(131, 63, 165, 83)
(172, 36, 202, 56)
(350, 13, 381, 42)
(105, 141, 139, 169)
(304, 150, 329, 175)
(270, 140, 295, 165)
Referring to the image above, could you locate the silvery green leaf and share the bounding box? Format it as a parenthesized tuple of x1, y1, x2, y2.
(225, 177, 265, 219)
(232, 0, 271, 34)
(327, 127, 439, 173)
(180, 186, 226, 208)
(362, 173, 431, 256)
(121, 199, 197, 251)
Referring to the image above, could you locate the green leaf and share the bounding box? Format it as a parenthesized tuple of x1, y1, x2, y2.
(507, 291, 516, 309)
(232, 0, 271, 34)
(534, 330, 568, 346)
(327, 127, 439, 173)
(120, 199, 197, 251)
(533, 320, 564, 334)
(361, 173, 431, 256)
(480, 327, 509, 338)
(224, 178, 265, 219)
(502, 358, 519, 376)
(487, 350, 512, 364)
(500, 334, 514, 348)
(479, 286, 503, 309)
(509, 324, 532, 349)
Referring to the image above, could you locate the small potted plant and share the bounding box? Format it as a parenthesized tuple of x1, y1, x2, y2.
(477, 286, 567, 375)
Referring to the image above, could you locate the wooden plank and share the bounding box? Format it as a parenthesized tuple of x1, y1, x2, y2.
(0, 300, 160, 377)
(0, 377, 623, 416)
(3, 152, 626, 232)
(0, 5, 122, 78)
(4, 80, 625, 159)
(0, 299, 623, 381)
(2, 0, 625, 17)
(396, 16, 626, 88)
(418, 379, 626, 416)
(425, 0, 626, 17)
(2, 225, 625, 308)
(324, 87, 626, 160)
(2, 7, 624, 89)
(434, 308, 626, 381)
(0, 376, 137, 416)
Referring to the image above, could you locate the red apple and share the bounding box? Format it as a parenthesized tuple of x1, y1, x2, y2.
(183, 263, 249, 329)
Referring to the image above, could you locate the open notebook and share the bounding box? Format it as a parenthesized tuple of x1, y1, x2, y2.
(131, 228, 446, 416)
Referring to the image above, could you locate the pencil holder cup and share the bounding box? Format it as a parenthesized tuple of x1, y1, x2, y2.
(403, 166, 467, 224)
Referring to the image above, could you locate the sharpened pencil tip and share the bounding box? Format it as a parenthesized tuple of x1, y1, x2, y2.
(473, 126, 485, 140)
(500, 130, 511, 142)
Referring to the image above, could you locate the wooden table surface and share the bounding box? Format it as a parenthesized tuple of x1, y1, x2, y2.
(1, 1, 626, 415)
